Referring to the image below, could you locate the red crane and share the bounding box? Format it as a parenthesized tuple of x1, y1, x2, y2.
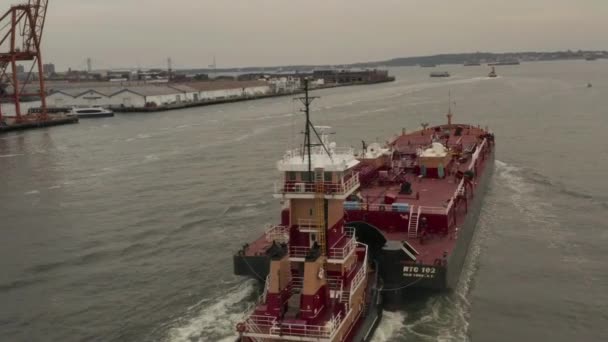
(0, 0, 49, 123)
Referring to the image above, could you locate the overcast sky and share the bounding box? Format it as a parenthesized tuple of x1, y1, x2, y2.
(43, 0, 607, 71)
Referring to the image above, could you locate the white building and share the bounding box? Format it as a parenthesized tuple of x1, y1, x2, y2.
(266, 76, 301, 93)
(46, 81, 271, 109)
(187, 80, 271, 100)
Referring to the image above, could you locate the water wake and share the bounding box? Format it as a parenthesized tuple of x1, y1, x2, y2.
(165, 280, 257, 342)
(372, 311, 407, 341)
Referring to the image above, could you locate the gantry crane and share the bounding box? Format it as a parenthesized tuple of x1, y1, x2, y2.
(0, 0, 49, 123)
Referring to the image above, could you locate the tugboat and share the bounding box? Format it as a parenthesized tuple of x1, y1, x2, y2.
(430, 71, 450, 78)
(488, 67, 497, 78)
(235, 87, 495, 303)
(235, 80, 382, 342)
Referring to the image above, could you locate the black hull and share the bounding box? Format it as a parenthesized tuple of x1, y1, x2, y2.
(381, 151, 495, 293)
(77, 113, 114, 118)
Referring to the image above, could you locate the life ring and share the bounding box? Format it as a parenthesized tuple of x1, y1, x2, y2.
(236, 322, 247, 333)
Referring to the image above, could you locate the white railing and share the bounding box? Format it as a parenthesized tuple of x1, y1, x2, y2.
(419, 206, 448, 215)
(348, 243, 368, 304)
(297, 218, 321, 232)
(446, 178, 465, 213)
(468, 138, 486, 171)
(291, 276, 342, 293)
(266, 312, 343, 339)
(289, 245, 310, 258)
(244, 315, 276, 334)
(341, 172, 360, 194)
(282, 147, 355, 161)
(265, 224, 289, 244)
(274, 172, 360, 195)
(349, 266, 366, 301)
(354, 202, 447, 215)
(328, 236, 356, 260)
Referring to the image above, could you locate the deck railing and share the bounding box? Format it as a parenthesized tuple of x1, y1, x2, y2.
(291, 276, 342, 292)
(289, 236, 356, 261)
(274, 172, 360, 196)
(264, 224, 289, 244)
(468, 139, 486, 171)
(351, 202, 448, 215)
(282, 147, 355, 161)
(289, 227, 355, 260)
(244, 312, 343, 339)
(348, 243, 368, 303)
(297, 218, 321, 232)
(328, 236, 356, 260)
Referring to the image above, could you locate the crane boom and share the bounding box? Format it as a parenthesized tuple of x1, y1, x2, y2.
(0, 0, 50, 121)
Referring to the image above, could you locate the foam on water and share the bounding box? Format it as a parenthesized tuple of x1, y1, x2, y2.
(372, 311, 407, 341)
(0, 153, 22, 158)
(165, 280, 257, 342)
(494, 160, 564, 247)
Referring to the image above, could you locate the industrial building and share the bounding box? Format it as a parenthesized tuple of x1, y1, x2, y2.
(46, 81, 271, 109)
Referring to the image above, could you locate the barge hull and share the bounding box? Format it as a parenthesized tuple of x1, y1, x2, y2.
(380, 151, 495, 293)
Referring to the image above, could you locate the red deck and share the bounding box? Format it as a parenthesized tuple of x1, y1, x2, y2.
(242, 124, 494, 265)
(354, 124, 493, 264)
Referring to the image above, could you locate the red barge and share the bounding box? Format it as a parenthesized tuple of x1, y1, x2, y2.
(234, 82, 495, 339)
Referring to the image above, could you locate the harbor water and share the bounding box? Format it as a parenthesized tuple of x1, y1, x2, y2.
(1, 61, 607, 341)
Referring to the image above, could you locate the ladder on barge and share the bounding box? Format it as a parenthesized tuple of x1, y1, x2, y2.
(407, 206, 422, 238)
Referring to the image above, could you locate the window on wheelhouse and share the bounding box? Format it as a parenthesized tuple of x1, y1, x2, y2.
(301, 172, 312, 182)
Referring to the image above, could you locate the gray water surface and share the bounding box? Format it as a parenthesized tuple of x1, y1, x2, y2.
(1, 61, 607, 342)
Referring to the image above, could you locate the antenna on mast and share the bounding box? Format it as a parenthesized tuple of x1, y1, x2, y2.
(447, 90, 453, 125)
(167, 57, 172, 82)
(295, 79, 332, 178)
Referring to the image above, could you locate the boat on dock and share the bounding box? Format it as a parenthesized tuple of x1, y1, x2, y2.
(234, 85, 495, 312)
(69, 106, 114, 118)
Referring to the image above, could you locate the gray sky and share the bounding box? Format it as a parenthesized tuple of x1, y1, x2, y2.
(43, 0, 607, 71)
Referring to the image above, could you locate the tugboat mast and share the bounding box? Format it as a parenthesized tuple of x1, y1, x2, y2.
(296, 79, 331, 179)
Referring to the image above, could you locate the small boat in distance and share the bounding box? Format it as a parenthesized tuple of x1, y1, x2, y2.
(69, 107, 114, 118)
(587, 83, 593, 88)
(488, 59, 520, 66)
(488, 67, 497, 78)
(430, 71, 450, 78)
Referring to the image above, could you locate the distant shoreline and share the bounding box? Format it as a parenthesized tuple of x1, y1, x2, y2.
(174, 50, 607, 74)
